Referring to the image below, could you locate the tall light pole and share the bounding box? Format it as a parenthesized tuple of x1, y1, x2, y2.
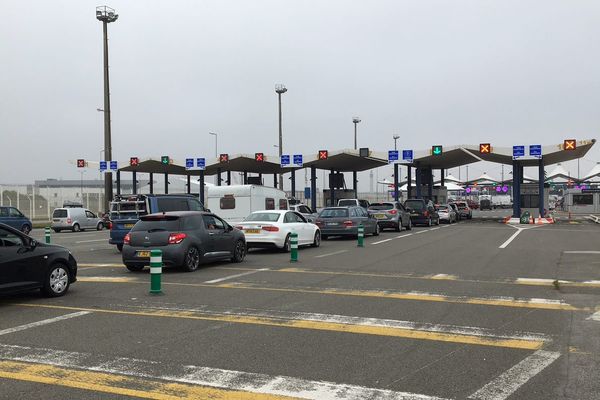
(352, 117, 361, 150)
(275, 84, 287, 190)
(209, 132, 218, 184)
(96, 6, 118, 211)
(393, 135, 400, 151)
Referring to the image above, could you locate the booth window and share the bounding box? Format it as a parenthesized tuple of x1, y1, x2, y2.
(520, 194, 540, 208)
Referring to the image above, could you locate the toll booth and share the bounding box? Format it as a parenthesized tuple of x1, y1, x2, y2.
(564, 188, 600, 213)
(323, 189, 356, 207)
(519, 183, 550, 216)
(411, 186, 448, 204)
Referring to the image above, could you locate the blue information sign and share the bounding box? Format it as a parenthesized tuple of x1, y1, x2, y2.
(185, 158, 194, 169)
(529, 145, 542, 157)
(99, 161, 107, 171)
(293, 154, 303, 167)
(280, 154, 290, 167)
(196, 158, 205, 170)
(304, 187, 311, 199)
(512, 146, 525, 159)
(402, 150, 413, 162)
(388, 150, 399, 163)
(109, 161, 118, 170)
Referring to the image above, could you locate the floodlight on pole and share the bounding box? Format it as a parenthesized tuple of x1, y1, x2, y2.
(275, 84, 287, 190)
(96, 5, 118, 212)
(393, 135, 400, 151)
(208, 132, 218, 158)
(352, 117, 361, 150)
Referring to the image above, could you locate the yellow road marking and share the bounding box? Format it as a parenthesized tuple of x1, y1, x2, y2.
(0, 360, 292, 400)
(78, 277, 137, 283)
(13, 303, 543, 350)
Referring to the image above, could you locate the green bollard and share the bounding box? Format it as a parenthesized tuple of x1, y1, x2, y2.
(149, 249, 163, 295)
(357, 224, 364, 247)
(290, 232, 298, 262)
(44, 227, 51, 244)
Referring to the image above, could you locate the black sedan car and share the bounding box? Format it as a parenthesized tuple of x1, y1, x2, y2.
(122, 211, 246, 272)
(0, 223, 77, 297)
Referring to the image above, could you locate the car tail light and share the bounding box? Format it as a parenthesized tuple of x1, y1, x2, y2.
(108, 222, 113, 230)
(389, 209, 397, 215)
(123, 233, 131, 245)
(262, 225, 280, 232)
(168, 233, 187, 244)
(343, 220, 354, 227)
(423, 211, 429, 217)
(234, 225, 243, 230)
(67, 218, 72, 224)
(315, 220, 323, 226)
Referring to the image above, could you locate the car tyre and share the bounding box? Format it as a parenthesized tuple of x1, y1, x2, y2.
(125, 264, 145, 272)
(312, 231, 321, 247)
(231, 240, 246, 263)
(96, 222, 104, 231)
(117, 244, 123, 252)
(42, 264, 70, 297)
(72, 223, 81, 232)
(282, 234, 291, 253)
(53, 228, 61, 233)
(21, 225, 31, 235)
(373, 223, 380, 236)
(182, 246, 201, 272)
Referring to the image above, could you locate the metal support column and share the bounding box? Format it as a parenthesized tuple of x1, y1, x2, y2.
(538, 158, 545, 217)
(512, 160, 521, 218)
(227, 171, 231, 186)
(427, 169, 433, 201)
(132, 171, 137, 195)
(116, 171, 121, 196)
(273, 174, 278, 189)
(291, 170, 296, 199)
(186, 175, 191, 194)
(164, 174, 169, 194)
(258, 173, 262, 185)
(393, 164, 399, 202)
(217, 168, 222, 186)
(440, 169, 445, 187)
(415, 167, 422, 199)
(199, 171, 205, 206)
(353, 171, 358, 199)
(407, 166, 412, 199)
(310, 166, 317, 211)
(149, 173, 153, 194)
(329, 169, 335, 207)
(243, 171, 247, 185)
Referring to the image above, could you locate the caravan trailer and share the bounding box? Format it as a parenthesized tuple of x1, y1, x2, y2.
(207, 185, 289, 223)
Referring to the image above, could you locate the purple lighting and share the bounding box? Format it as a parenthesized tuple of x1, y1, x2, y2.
(465, 187, 472, 194)
(496, 186, 502, 192)
(502, 185, 509, 193)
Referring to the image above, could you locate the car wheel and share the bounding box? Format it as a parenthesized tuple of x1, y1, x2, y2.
(182, 246, 201, 272)
(312, 231, 321, 247)
(21, 225, 31, 235)
(96, 222, 103, 231)
(52, 228, 61, 233)
(72, 223, 81, 232)
(373, 223, 380, 236)
(42, 264, 70, 297)
(117, 244, 123, 252)
(406, 219, 412, 230)
(231, 240, 246, 263)
(125, 264, 145, 272)
(282, 234, 291, 253)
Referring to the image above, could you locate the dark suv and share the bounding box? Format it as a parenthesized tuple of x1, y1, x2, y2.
(404, 199, 440, 227)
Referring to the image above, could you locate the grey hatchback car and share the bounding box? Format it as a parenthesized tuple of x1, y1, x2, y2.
(122, 211, 246, 272)
(315, 206, 379, 239)
(367, 201, 412, 231)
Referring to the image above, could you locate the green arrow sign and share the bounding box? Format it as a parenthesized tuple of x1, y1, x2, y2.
(432, 145, 443, 155)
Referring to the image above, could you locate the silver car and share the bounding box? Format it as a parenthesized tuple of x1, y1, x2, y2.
(51, 207, 104, 232)
(290, 204, 318, 223)
(436, 204, 457, 223)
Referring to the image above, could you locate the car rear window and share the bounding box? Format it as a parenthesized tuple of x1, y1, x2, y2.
(437, 206, 449, 211)
(133, 216, 181, 232)
(156, 198, 190, 212)
(52, 209, 67, 218)
(338, 200, 356, 206)
(244, 212, 280, 222)
(319, 208, 349, 218)
(404, 201, 424, 210)
(369, 203, 394, 211)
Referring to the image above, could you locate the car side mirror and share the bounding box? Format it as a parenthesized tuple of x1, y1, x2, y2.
(205, 208, 211, 213)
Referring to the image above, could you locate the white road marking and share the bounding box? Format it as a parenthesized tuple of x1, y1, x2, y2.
(0, 312, 90, 336)
(587, 311, 600, 321)
(396, 233, 413, 238)
(75, 238, 108, 244)
(0, 343, 451, 400)
(498, 225, 539, 249)
(429, 227, 441, 231)
(415, 230, 427, 234)
(204, 268, 269, 284)
(563, 251, 600, 254)
(314, 250, 348, 258)
(371, 238, 394, 245)
(430, 274, 457, 280)
(468, 350, 561, 400)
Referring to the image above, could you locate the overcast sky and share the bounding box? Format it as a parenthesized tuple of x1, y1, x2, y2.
(1, 0, 599, 189)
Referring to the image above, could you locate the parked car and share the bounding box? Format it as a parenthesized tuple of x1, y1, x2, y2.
(207, 185, 288, 223)
(453, 201, 473, 219)
(404, 199, 440, 227)
(479, 198, 492, 211)
(236, 210, 320, 252)
(122, 211, 245, 272)
(448, 203, 461, 221)
(315, 206, 379, 239)
(337, 199, 370, 209)
(436, 204, 457, 223)
(467, 199, 479, 210)
(110, 194, 207, 252)
(0, 206, 32, 234)
(0, 223, 77, 296)
(289, 204, 319, 223)
(51, 207, 103, 232)
(367, 202, 412, 231)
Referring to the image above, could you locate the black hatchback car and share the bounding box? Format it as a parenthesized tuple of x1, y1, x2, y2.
(122, 211, 246, 272)
(0, 223, 77, 297)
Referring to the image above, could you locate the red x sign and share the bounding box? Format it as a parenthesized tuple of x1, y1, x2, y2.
(130, 157, 139, 167)
(219, 153, 229, 163)
(564, 139, 576, 150)
(318, 150, 329, 160)
(255, 153, 264, 162)
(77, 159, 85, 168)
(479, 143, 491, 154)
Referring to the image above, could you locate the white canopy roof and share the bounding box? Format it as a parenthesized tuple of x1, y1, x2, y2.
(545, 163, 574, 182)
(468, 172, 499, 184)
(583, 162, 600, 181)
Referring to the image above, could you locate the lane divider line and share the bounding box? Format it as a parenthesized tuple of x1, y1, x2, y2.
(586, 311, 600, 321)
(204, 268, 269, 284)
(314, 250, 348, 258)
(0, 344, 451, 400)
(0, 311, 90, 336)
(371, 238, 394, 245)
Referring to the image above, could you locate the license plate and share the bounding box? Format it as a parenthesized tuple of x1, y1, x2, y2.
(375, 214, 386, 219)
(136, 251, 150, 258)
(125, 224, 135, 228)
(245, 229, 260, 234)
(411, 213, 419, 216)
(327, 222, 339, 226)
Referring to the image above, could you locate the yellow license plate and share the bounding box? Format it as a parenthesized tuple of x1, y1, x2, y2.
(245, 229, 260, 234)
(375, 214, 386, 219)
(125, 224, 135, 228)
(136, 251, 150, 258)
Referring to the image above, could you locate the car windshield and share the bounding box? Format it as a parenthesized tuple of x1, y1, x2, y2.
(404, 201, 424, 210)
(52, 209, 67, 218)
(319, 208, 349, 218)
(338, 200, 356, 206)
(369, 203, 394, 211)
(244, 212, 281, 222)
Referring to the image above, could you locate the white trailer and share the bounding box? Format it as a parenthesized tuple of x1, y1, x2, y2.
(207, 185, 289, 223)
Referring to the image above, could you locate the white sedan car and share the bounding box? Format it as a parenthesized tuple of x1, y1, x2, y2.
(235, 210, 321, 252)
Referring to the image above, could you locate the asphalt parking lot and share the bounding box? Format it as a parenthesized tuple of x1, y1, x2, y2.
(1, 219, 599, 399)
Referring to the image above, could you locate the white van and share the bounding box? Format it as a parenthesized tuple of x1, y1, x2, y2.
(207, 185, 289, 223)
(51, 207, 103, 232)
